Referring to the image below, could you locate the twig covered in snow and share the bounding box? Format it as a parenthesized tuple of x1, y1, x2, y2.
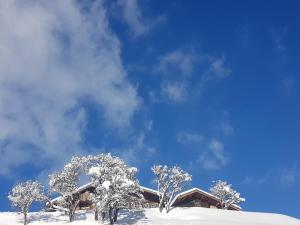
(210, 180, 245, 209)
(83, 153, 143, 225)
(152, 165, 192, 213)
(49, 156, 82, 222)
(8, 180, 46, 225)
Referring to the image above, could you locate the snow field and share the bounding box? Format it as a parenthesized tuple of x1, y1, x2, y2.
(1, 207, 300, 225)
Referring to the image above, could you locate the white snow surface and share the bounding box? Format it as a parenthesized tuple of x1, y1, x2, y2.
(0, 208, 299, 225)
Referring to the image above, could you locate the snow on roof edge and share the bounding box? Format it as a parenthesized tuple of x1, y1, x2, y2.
(50, 182, 94, 203)
(140, 186, 158, 195)
(50, 183, 241, 210)
(51, 183, 158, 203)
(170, 187, 241, 210)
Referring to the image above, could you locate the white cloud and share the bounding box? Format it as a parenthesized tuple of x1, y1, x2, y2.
(0, 0, 139, 174)
(198, 139, 229, 170)
(242, 163, 300, 187)
(115, 0, 166, 37)
(144, 120, 153, 131)
(208, 56, 232, 79)
(155, 49, 198, 76)
(219, 122, 234, 136)
(117, 132, 156, 165)
(153, 50, 231, 104)
(195, 56, 231, 95)
(116, 0, 149, 36)
(177, 132, 203, 144)
(161, 81, 188, 102)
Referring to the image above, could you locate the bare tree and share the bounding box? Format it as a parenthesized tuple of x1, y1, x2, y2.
(152, 165, 192, 213)
(49, 156, 82, 222)
(8, 180, 46, 225)
(210, 180, 245, 209)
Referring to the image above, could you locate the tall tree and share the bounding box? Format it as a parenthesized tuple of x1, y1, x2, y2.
(49, 156, 82, 222)
(8, 180, 46, 225)
(152, 165, 192, 213)
(84, 153, 142, 224)
(210, 180, 245, 209)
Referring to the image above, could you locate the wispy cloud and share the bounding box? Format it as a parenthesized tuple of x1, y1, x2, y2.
(161, 81, 188, 102)
(0, 0, 139, 174)
(207, 56, 232, 80)
(214, 111, 235, 136)
(152, 48, 231, 104)
(115, 0, 165, 37)
(177, 131, 203, 144)
(198, 139, 229, 170)
(219, 122, 234, 136)
(155, 49, 198, 76)
(117, 132, 156, 166)
(242, 163, 300, 187)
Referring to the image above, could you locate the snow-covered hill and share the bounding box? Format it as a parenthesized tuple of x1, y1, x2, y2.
(1, 208, 299, 225)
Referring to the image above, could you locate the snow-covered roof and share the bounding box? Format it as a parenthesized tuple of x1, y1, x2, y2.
(51, 183, 242, 210)
(171, 188, 241, 210)
(50, 182, 94, 203)
(140, 186, 159, 195)
(76, 182, 94, 192)
(51, 183, 158, 203)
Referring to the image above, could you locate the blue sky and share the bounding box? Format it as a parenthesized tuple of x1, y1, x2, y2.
(0, 0, 300, 219)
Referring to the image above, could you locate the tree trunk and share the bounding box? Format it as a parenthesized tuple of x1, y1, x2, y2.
(166, 204, 170, 213)
(113, 208, 119, 222)
(159, 200, 164, 212)
(94, 208, 98, 221)
(101, 212, 106, 221)
(108, 208, 114, 225)
(69, 208, 75, 222)
(166, 190, 175, 213)
(24, 212, 27, 225)
(69, 212, 73, 222)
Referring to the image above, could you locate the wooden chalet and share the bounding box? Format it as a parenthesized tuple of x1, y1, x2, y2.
(50, 183, 160, 210)
(171, 188, 241, 210)
(50, 185, 241, 211)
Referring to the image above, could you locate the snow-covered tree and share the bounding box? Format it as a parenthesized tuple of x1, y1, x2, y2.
(210, 180, 245, 209)
(8, 180, 46, 225)
(84, 153, 142, 224)
(152, 165, 192, 213)
(49, 156, 82, 222)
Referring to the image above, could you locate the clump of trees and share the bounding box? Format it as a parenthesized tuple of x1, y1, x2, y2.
(152, 165, 192, 213)
(48, 153, 142, 224)
(8, 180, 46, 225)
(8, 153, 246, 224)
(210, 180, 245, 209)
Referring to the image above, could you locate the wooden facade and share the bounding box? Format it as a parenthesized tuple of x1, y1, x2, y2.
(51, 185, 241, 211)
(51, 183, 160, 210)
(139, 187, 159, 208)
(171, 188, 241, 210)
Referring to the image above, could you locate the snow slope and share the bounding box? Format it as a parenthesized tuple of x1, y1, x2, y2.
(1, 208, 299, 225)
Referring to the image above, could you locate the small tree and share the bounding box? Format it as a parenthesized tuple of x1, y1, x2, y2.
(49, 156, 82, 222)
(210, 180, 245, 209)
(152, 165, 192, 213)
(8, 180, 45, 225)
